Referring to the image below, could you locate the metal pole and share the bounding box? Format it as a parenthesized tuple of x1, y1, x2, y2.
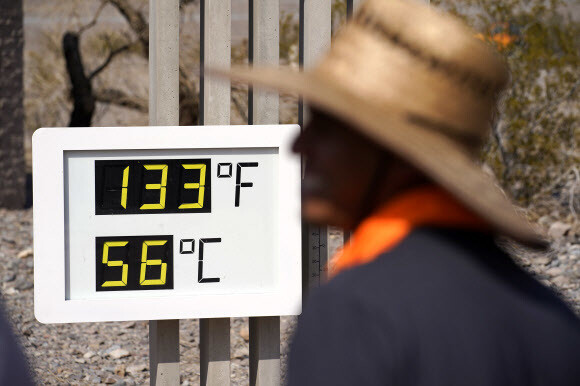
(248, 0, 281, 384)
(199, 1, 231, 385)
(299, 0, 332, 298)
(200, 318, 231, 385)
(249, 316, 280, 386)
(148, 0, 180, 384)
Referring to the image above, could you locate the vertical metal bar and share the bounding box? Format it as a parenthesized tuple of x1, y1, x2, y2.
(200, 0, 231, 126)
(199, 1, 231, 385)
(249, 316, 281, 386)
(148, 0, 180, 385)
(149, 320, 180, 385)
(200, 318, 231, 385)
(248, 0, 279, 125)
(149, 0, 180, 126)
(248, 1, 281, 385)
(299, 0, 332, 298)
(298, 0, 331, 126)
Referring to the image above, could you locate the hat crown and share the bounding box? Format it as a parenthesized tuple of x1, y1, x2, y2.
(313, 0, 509, 150)
(355, 0, 509, 94)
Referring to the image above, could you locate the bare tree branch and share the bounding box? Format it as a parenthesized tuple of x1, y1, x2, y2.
(63, 0, 202, 126)
(106, 0, 149, 54)
(78, 1, 107, 35)
(491, 118, 509, 167)
(63, 32, 95, 126)
(88, 42, 133, 80)
(94, 88, 148, 112)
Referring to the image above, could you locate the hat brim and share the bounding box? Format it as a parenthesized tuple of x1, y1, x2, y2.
(210, 66, 546, 249)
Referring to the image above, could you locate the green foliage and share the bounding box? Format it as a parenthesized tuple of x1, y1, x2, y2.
(435, 0, 579, 219)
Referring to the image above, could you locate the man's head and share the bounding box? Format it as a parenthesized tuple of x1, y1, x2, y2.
(293, 108, 428, 230)
(216, 0, 544, 246)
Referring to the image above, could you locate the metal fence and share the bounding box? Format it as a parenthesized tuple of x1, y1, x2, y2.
(149, 0, 427, 385)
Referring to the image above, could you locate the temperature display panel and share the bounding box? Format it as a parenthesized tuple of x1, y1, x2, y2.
(96, 235, 174, 292)
(65, 147, 280, 301)
(33, 124, 302, 323)
(95, 159, 211, 215)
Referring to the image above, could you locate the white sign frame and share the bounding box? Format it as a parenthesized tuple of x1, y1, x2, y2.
(33, 125, 302, 323)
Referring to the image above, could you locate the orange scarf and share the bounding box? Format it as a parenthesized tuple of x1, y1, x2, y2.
(330, 185, 489, 278)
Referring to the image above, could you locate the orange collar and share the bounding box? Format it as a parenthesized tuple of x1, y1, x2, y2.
(330, 185, 489, 278)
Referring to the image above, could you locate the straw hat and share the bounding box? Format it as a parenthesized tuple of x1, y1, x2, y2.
(211, 0, 545, 248)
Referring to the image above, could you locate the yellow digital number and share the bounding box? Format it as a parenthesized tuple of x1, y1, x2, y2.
(140, 164, 168, 210)
(178, 164, 206, 209)
(140, 240, 168, 285)
(101, 241, 128, 287)
(121, 166, 129, 209)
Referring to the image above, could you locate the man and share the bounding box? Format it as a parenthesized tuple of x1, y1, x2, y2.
(217, 0, 580, 384)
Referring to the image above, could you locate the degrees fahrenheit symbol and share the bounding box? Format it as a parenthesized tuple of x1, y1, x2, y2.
(235, 162, 258, 207)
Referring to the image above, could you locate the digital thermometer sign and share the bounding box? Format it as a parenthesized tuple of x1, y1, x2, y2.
(94, 159, 212, 215)
(33, 125, 301, 323)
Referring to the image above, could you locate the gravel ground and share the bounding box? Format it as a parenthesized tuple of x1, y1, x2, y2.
(0, 208, 578, 385)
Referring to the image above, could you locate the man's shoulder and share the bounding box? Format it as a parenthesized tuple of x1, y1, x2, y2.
(329, 227, 498, 296)
(295, 228, 580, 386)
(324, 227, 577, 324)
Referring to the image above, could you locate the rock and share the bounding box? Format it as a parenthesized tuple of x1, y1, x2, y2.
(105, 344, 121, 353)
(113, 381, 127, 386)
(104, 376, 117, 384)
(126, 364, 148, 375)
(109, 348, 130, 359)
(546, 267, 564, 277)
(233, 348, 247, 359)
(538, 215, 553, 227)
(4, 287, 19, 295)
(239, 326, 249, 342)
(3, 273, 15, 282)
(533, 256, 551, 266)
(83, 351, 96, 359)
(17, 248, 33, 259)
(552, 276, 572, 289)
(68, 373, 81, 381)
(74, 358, 86, 364)
(121, 321, 136, 329)
(115, 364, 126, 376)
(15, 279, 33, 290)
(548, 221, 571, 240)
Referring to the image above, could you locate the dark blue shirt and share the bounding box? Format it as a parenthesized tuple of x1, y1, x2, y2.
(289, 228, 580, 386)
